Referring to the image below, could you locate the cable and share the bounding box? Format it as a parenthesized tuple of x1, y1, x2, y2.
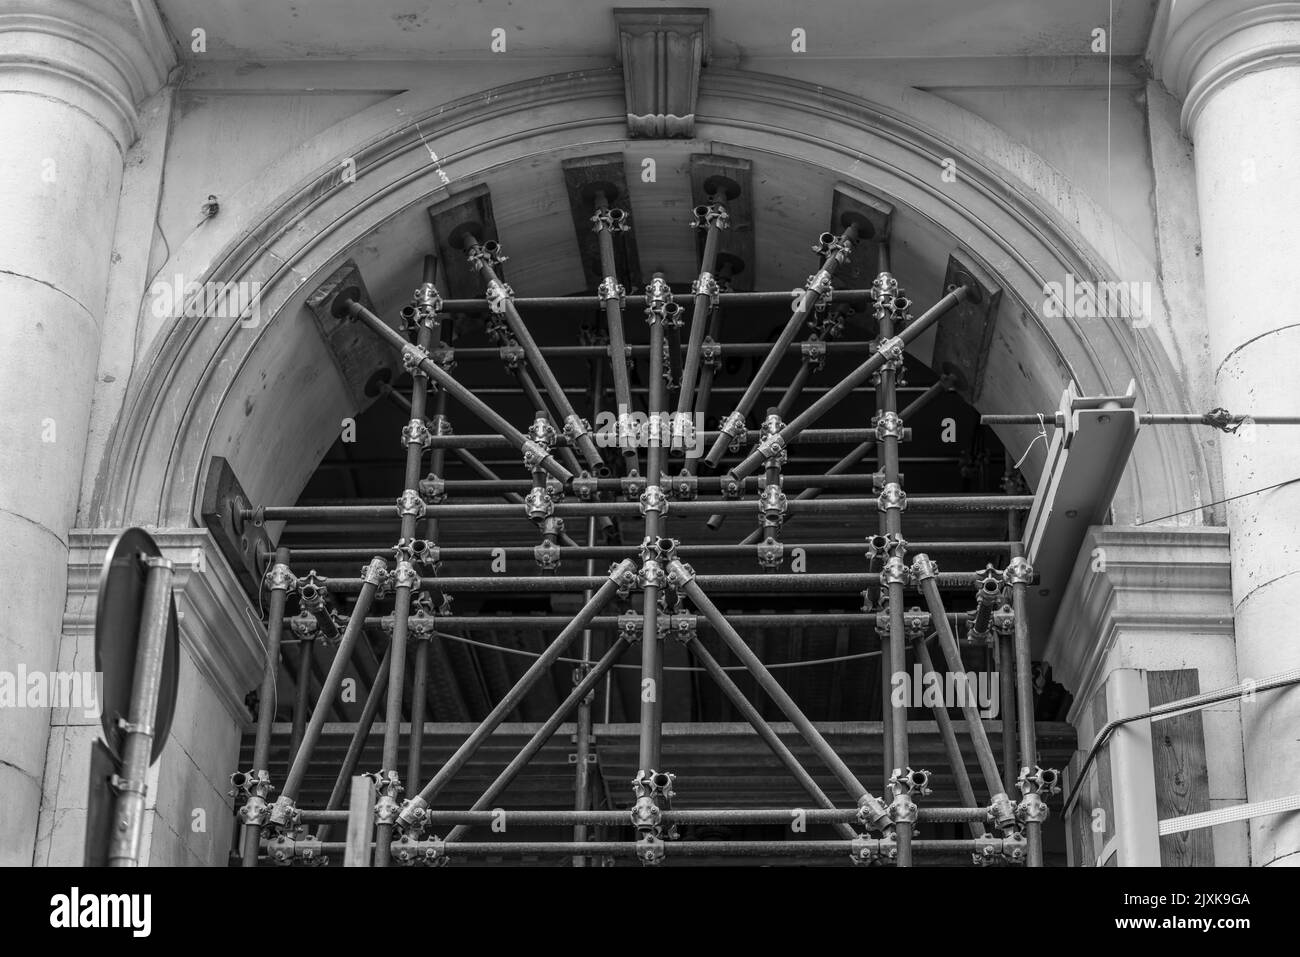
(429, 628, 943, 673)
(1136, 475, 1300, 526)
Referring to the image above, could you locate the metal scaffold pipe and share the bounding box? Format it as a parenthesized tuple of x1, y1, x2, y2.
(333, 292, 573, 484)
(726, 285, 971, 482)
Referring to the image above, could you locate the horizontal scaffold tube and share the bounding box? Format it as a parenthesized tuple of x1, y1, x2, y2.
(285, 839, 1002, 858)
(296, 807, 991, 825)
(286, 541, 1015, 563)
(438, 289, 877, 313)
(250, 495, 1035, 523)
(318, 571, 1009, 594)
(416, 427, 899, 450)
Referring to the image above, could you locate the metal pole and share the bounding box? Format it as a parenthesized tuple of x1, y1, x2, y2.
(688, 636, 859, 840)
(704, 225, 859, 467)
(241, 546, 291, 867)
(335, 294, 572, 483)
(910, 634, 985, 838)
(273, 560, 386, 821)
(593, 195, 639, 470)
(316, 644, 391, 843)
(107, 555, 174, 868)
(464, 234, 603, 469)
(737, 378, 954, 546)
(668, 559, 873, 805)
(443, 636, 631, 843)
(1009, 548, 1043, 866)
(913, 565, 1006, 801)
(676, 197, 725, 427)
(397, 560, 636, 826)
(726, 286, 970, 482)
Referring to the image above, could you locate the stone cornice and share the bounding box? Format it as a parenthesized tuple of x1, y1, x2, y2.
(1149, 0, 1300, 133)
(64, 528, 265, 728)
(0, 0, 175, 148)
(1044, 525, 1233, 714)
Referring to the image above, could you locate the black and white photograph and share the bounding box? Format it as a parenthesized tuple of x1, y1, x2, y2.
(0, 0, 1295, 936)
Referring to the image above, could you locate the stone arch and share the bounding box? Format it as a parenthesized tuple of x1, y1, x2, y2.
(87, 66, 1212, 531)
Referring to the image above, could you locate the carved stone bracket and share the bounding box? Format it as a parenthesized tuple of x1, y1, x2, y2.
(614, 8, 709, 138)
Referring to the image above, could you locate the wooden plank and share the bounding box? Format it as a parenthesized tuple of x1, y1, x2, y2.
(828, 184, 893, 289)
(931, 252, 1002, 406)
(344, 776, 376, 867)
(427, 184, 499, 302)
(689, 154, 754, 291)
(560, 154, 642, 289)
(1091, 688, 1115, 860)
(1147, 669, 1214, 867)
(305, 260, 397, 408)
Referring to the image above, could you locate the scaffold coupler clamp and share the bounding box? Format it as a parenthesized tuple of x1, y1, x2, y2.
(866, 532, 907, 562)
(991, 602, 1015, 636)
(718, 409, 747, 452)
(467, 239, 507, 271)
(719, 471, 743, 499)
(667, 469, 698, 500)
(874, 409, 904, 442)
(400, 342, 431, 376)
(638, 557, 666, 591)
(571, 471, 598, 501)
(1000, 830, 1028, 865)
(700, 335, 722, 370)
(621, 470, 646, 501)
(396, 795, 430, 833)
(563, 413, 592, 449)
(856, 792, 892, 834)
(597, 275, 627, 311)
(813, 229, 855, 265)
(903, 607, 931, 640)
(758, 421, 788, 468)
(891, 767, 933, 799)
(691, 201, 729, 231)
(609, 559, 639, 598)
(523, 485, 554, 523)
(972, 833, 1001, 867)
(666, 559, 695, 590)
(1004, 556, 1033, 585)
(756, 536, 784, 570)
(521, 438, 558, 478)
(591, 205, 630, 233)
(267, 794, 299, 831)
(668, 613, 697, 644)
(800, 336, 827, 372)
(534, 538, 562, 571)
(232, 769, 273, 826)
(367, 769, 404, 822)
(421, 473, 452, 509)
(988, 792, 1019, 833)
(878, 481, 907, 515)
(397, 488, 426, 520)
(265, 560, 297, 595)
(401, 416, 432, 452)
(803, 267, 835, 308)
(691, 270, 721, 309)
(910, 553, 938, 582)
(638, 484, 669, 518)
(876, 334, 905, 365)
(618, 610, 642, 644)
(849, 836, 882, 866)
(393, 560, 421, 593)
(361, 556, 390, 597)
(758, 483, 787, 529)
(881, 555, 911, 588)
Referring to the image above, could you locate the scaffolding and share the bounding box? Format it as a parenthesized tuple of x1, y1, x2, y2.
(230, 183, 1064, 867)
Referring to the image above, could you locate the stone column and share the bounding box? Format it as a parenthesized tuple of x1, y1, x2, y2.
(1153, 0, 1300, 866)
(0, 0, 171, 864)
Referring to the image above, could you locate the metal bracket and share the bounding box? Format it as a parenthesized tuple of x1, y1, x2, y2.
(621, 471, 646, 502)
(756, 536, 784, 569)
(877, 482, 906, 513)
(666, 470, 697, 500)
(418, 474, 447, 505)
(397, 488, 427, 519)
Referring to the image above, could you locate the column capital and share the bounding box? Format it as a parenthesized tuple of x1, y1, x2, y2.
(1149, 0, 1300, 135)
(0, 0, 175, 149)
(1042, 525, 1233, 714)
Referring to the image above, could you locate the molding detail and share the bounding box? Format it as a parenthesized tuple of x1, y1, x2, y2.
(1043, 525, 1233, 715)
(614, 7, 709, 137)
(0, 0, 176, 149)
(64, 528, 265, 727)
(1149, 0, 1300, 133)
